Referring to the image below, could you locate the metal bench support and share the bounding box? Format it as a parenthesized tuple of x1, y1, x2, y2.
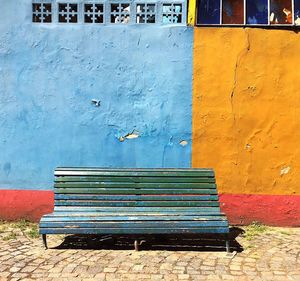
(226, 239, 230, 253)
(42, 234, 48, 249)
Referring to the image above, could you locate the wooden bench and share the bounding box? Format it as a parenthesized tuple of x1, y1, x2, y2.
(39, 168, 230, 251)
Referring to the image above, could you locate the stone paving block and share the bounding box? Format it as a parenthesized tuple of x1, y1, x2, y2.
(21, 266, 37, 273)
(0, 272, 10, 278)
(9, 267, 21, 273)
(11, 272, 29, 278)
(178, 274, 190, 279)
(103, 267, 117, 273)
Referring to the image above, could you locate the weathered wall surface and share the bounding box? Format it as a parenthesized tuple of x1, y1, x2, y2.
(2, 0, 300, 226)
(0, 1, 193, 192)
(193, 28, 300, 226)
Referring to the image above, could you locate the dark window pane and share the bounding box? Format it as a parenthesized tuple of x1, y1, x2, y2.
(43, 4, 52, 22)
(32, 3, 42, 22)
(246, 0, 268, 24)
(197, 0, 220, 24)
(270, 0, 292, 24)
(222, 0, 244, 24)
(294, 0, 300, 25)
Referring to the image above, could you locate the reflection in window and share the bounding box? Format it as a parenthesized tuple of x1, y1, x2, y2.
(110, 3, 130, 23)
(197, 0, 220, 24)
(162, 3, 183, 24)
(197, 0, 299, 25)
(269, 0, 292, 24)
(222, 0, 244, 24)
(295, 0, 300, 25)
(136, 4, 156, 23)
(246, 0, 268, 24)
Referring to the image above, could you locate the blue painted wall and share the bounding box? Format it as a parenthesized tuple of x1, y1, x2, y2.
(0, 1, 193, 190)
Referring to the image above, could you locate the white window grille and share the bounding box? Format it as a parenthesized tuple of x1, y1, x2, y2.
(110, 3, 131, 23)
(58, 3, 78, 23)
(32, 1, 52, 22)
(136, 3, 156, 23)
(84, 3, 104, 23)
(32, 0, 186, 25)
(162, 3, 183, 24)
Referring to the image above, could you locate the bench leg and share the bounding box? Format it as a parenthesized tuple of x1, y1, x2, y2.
(134, 240, 139, 251)
(42, 234, 48, 249)
(225, 239, 230, 253)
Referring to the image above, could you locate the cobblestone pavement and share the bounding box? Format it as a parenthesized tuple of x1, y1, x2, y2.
(0, 222, 299, 281)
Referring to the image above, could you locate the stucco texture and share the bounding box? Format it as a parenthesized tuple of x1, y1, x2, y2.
(192, 27, 300, 196)
(0, 1, 193, 190)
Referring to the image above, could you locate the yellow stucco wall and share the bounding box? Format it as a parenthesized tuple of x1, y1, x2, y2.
(192, 28, 300, 195)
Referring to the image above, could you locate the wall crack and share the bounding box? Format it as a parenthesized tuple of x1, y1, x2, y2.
(230, 29, 251, 122)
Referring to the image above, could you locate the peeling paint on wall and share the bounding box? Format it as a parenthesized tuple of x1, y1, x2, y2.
(91, 99, 101, 107)
(179, 140, 188, 146)
(119, 130, 140, 142)
(280, 166, 290, 176)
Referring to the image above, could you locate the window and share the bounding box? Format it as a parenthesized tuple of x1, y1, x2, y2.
(222, 0, 244, 24)
(110, 3, 131, 23)
(84, 3, 104, 23)
(136, 3, 156, 23)
(197, 0, 220, 24)
(246, 0, 268, 24)
(295, 0, 300, 24)
(162, 3, 183, 23)
(196, 0, 300, 25)
(58, 3, 78, 23)
(32, 2, 52, 23)
(270, 0, 292, 24)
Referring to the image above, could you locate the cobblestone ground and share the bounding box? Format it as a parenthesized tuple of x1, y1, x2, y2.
(0, 222, 299, 281)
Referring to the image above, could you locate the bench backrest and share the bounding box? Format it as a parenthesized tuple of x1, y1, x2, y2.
(54, 168, 221, 213)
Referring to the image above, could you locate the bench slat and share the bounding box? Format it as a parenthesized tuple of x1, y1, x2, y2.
(40, 221, 228, 228)
(56, 168, 213, 171)
(55, 177, 215, 183)
(49, 212, 225, 217)
(53, 206, 222, 212)
(54, 201, 220, 207)
(55, 171, 214, 177)
(40, 227, 229, 234)
(54, 183, 216, 188)
(41, 215, 227, 221)
(54, 195, 219, 201)
(54, 189, 217, 195)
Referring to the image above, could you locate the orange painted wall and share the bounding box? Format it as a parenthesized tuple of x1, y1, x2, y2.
(192, 27, 300, 196)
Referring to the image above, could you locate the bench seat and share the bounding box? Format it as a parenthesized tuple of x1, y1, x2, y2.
(39, 168, 230, 251)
